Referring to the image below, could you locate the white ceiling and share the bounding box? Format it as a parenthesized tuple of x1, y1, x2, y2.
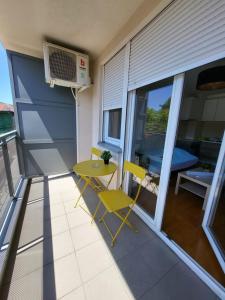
(0, 0, 145, 59)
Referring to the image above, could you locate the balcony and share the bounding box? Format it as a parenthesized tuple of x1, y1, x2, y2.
(0, 170, 216, 299)
(0, 0, 224, 298)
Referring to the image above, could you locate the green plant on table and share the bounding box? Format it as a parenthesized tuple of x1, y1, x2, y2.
(101, 151, 112, 164)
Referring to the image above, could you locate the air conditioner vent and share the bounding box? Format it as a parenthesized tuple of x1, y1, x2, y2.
(49, 49, 77, 81)
(43, 42, 90, 88)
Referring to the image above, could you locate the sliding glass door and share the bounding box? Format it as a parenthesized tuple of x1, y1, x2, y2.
(159, 59, 225, 286)
(203, 133, 225, 273)
(129, 78, 174, 219)
(125, 58, 225, 289)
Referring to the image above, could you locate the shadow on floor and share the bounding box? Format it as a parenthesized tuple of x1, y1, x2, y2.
(72, 176, 218, 300)
(1, 176, 57, 300)
(0, 174, 218, 300)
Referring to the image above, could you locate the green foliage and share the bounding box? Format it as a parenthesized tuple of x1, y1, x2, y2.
(101, 150, 112, 161)
(0, 112, 14, 134)
(145, 98, 170, 134)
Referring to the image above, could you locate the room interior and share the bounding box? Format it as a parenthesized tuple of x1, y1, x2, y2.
(130, 58, 225, 286)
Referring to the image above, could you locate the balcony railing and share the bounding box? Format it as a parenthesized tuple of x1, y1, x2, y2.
(0, 130, 21, 228)
(0, 130, 26, 285)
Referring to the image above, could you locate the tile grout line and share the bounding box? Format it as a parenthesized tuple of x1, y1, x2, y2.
(57, 285, 84, 300)
(63, 198, 88, 300)
(137, 260, 180, 300)
(3, 179, 93, 296)
(3, 249, 77, 286)
(4, 231, 76, 286)
(7, 199, 158, 288)
(62, 190, 124, 298)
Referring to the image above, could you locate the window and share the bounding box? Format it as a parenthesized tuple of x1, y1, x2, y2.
(108, 109, 122, 139)
(102, 47, 126, 147)
(103, 108, 122, 145)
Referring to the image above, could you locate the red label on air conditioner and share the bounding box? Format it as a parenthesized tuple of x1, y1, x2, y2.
(79, 57, 86, 69)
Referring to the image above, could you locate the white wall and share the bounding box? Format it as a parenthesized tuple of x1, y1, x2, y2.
(77, 87, 93, 162)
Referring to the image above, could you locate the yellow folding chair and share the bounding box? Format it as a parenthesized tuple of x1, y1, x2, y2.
(90, 147, 102, 159)
(97, 160, 146, 247)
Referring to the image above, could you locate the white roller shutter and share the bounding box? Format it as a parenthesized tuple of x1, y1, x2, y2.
(128, 0, 225, 90)
(103, 47, 126, 110)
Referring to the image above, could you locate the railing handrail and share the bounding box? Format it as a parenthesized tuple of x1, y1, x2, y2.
(0, 130, 17, 145)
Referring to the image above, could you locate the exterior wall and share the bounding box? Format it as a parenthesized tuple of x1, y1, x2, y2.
(92, 64, 122, 189)
(8, 51, 78, 176)
(90, 1, 225, 297)
(91, 0, 168, 188)
(99, 0, 170, 64)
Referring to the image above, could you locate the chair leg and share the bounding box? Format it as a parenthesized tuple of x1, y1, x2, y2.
(91, 200, 102, 224)
(111, 220, 126, 247)
(74, 180, 89, 208)
(113, 211, 138, 232)
(111, 209, 133, 247)
(98, 206, 138, 247)
(99, 209, 107, 222)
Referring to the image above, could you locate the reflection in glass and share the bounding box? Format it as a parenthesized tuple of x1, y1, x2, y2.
(162, 60, 225, 285)
(130, 79, 173, 218)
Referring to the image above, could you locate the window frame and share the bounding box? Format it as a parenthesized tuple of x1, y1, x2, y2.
(100, 43, 131, 149)
(103, 109, 122, 147)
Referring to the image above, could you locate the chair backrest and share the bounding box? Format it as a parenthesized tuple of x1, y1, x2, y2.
(124, 160, 146, 180)
(123, 160, 146, 204)
(91, 147, 102, 159)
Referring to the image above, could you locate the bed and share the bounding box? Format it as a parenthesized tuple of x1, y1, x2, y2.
(147, 147, 199, 174)
(136, 134, 198, 174)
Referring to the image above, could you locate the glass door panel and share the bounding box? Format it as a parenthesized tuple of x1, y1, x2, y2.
(130, 78, 173, 219)
(203, 133, 225, 273)
(161, 60, 225, 285)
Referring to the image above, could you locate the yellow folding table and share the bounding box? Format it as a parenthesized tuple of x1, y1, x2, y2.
(73, 160, 117, 219)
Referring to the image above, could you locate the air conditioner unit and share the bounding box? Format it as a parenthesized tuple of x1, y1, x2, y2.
(43, 42, 90, 89)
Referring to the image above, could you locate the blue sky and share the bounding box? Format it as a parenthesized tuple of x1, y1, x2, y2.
(147, 85, 172, 111)
(0, 43, 13, 104)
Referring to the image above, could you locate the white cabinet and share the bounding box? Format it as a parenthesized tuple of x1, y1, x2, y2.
(202, 99, 217, 121)
(180, 97, 203, 120)
(215, 99, 225, 121)
(191, 98, 204, 120)
(179, 97, 192, 120)
(181, 96, 225, 122)
(202, 95, 225, 122)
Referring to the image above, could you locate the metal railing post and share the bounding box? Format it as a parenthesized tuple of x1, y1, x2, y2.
(15, 135, 25, 176)
(2, 139, 14, 197)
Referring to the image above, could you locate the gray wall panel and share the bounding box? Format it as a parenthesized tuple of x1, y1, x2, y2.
(17, 103, 76, 141)
(23, 142, 76, 177)
(11, 54, 73, 104)
(8, 52, 77, 176)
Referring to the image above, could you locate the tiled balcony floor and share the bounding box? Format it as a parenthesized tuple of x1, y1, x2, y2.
(1, 174, 217, 300)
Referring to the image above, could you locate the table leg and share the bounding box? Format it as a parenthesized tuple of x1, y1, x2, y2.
(106, 171, 116, 189)
(203, 186, 211, 210)
(175, 174, 181, 195)
(92, 177, 106, 191)
(74, 170, 116, 222)
(91, 171, 115, 192)
(74, 178, 90, 208)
